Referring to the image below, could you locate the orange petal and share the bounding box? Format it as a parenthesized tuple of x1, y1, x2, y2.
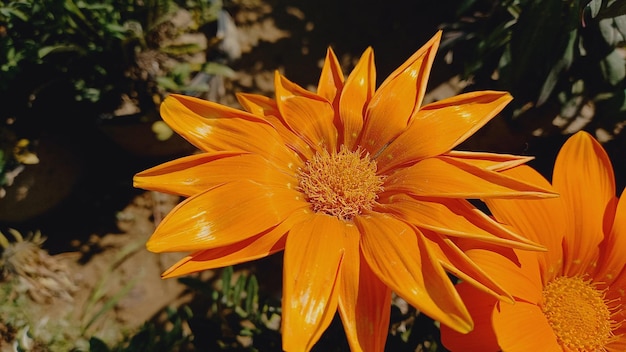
(236, 92, 314, 159)
(553, 131, 616, 276)
(134, 152, 298, 197)
(492, 300, 561, 352)
(485, 165, 566, 281)
(378, 194, 544, 251)
(461, 245, 544, 304)
(317, 47, 344, 106)
(161, 210, 310, 278)
(146, 180, 307, 252)
(607, 339, 626, 352)
(355, 213, 473, 333)
(274, 72, 338, 152)
(375, 91, 512, 173)
(383, 156, 557, 199)
(160, 94, 296, 166)
(439, 282, 500, 352)
(337, 223, 391, 352)
(595, 189, 626, 284)
(338, 47, 375, 149)
(444, 150, 535, 172)
(282, 214, 345, 351)
(359, 31, 441, 154)
(421, 230, 513, 302)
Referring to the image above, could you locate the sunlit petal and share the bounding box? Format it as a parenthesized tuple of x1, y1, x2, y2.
(444, 150, 534, 172)
(134, 152, 299, 197)
(595, 189, 626, 284)
(356, 213, 472, 333)
(282, 214, 345, 351)
(376, 91, 512, 173)
(462, 245, 543, 304)
(337, 223, 391, 352)
(146, 180, 307, 252)
(378, 194, 544, 250)
(160, 94, 295, 166)
(161, 210, 310, 278)
(236, 92, 314, 159)
(274, 72, 338, 152)
(359, 31, 441, 154)
(493, 301, 561, 352)
(485, 165, 566, 282)
(554, 131, 615, 276)
(317, 47, 344, 107)
(338, 47, 375, 149)
(383, 156, 557, 199)
(420, 230, 513, 302)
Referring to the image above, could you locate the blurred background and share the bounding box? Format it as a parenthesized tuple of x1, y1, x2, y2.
(0, 0, 624, 350)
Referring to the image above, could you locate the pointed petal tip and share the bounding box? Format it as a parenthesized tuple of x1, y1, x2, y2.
(146, 239, 169, 253)
(444, 314, 474, 334)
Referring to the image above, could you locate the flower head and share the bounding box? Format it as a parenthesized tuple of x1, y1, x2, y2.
(441, 131, 626, 351)
(134, 31, 555, 351)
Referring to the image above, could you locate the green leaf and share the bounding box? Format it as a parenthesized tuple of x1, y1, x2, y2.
(537, 29, 578, 106)
(160, 43, 203, 56)
(588, 0, 603, 18)
(38, 44, 82, 59)
(156, 76, 182, 91)
(0, 7, 29, 21)
(203, 62, 236, 78)
(614, 15, 626, 39)
(245, 275, 259, 314)
(600, 49, 626, 85)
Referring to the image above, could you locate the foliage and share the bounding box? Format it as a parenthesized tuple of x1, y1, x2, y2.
(441, 0, 626, 139)
(0, 0, 229, 201)
(177, 265, 284, 351)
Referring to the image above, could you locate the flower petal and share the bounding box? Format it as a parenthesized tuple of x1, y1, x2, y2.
(274, 72, 338, 152)
(376, 91, 512, 173)
(378, 194, 545, 251)
(383, 156, 557, 199)
(359, 31, 441, 154)
(337, 223, 391, 352)
(461, 245, 543, 304)
(146, 180, 307, 252)
(134, 152, 298, 197)
(444, 150, 535, 172)
(492, 300, 561, 352)
(595, 189, 626, 284)
(485, 165, 566, 282)
(440, 283, 500, 352)
(553, 131, 616, 276)
(421, 230, 513, 302)
(160, 94, 295, 166)
(282, 214, 345, 351)
(338, 47, 375, 149)
(161, 210, 310, 278)
(355, 213, 472, 333)
(236, 92, 314, 159)
(317, 47, 344, 107)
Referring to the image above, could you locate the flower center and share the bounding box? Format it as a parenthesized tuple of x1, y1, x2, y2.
(297, 145, 384, 220)
(541, 276, 616, 350)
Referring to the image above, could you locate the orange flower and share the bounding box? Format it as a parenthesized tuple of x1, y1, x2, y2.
(134, 31, 554, 351)
(441, 131, 626, 351)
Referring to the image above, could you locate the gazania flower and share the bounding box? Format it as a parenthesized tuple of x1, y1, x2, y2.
(134, 31, 555, 351)
(441, 131, 626, 351)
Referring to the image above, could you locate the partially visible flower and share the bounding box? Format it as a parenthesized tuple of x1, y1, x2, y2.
(441, 131, 626, 351)
(134, 31, 555, 351)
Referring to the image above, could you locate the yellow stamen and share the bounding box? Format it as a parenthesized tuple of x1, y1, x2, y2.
(297, 145, 384, 220)
(541, 276, 618, 351)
